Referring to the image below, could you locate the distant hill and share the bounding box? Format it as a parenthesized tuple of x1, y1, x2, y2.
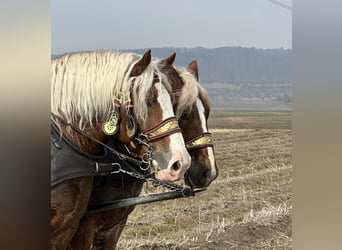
(52, 47, 292, 110)
(125, 47, 291, 84)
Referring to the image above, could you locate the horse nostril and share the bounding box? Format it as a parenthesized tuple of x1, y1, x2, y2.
(171, 161, 181, 171)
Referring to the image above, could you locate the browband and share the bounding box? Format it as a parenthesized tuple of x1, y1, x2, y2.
(143, 117, 181, 142)
(185, 132, 213, 151)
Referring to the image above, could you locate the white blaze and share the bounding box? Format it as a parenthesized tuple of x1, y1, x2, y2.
(196, 98, 216, 177)
(155, 82, 191, 172)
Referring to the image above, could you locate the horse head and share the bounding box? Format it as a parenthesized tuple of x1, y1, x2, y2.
(105, 50, 191, 182)
(158, 55, 218, 188)
(51, 50, 191, 183)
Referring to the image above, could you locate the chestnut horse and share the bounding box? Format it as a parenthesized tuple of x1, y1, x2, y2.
(174, 60, 218, 188)
(67, 53, 218, 249)
(159, 54, 218, 188)
(51, 50, 191, 249)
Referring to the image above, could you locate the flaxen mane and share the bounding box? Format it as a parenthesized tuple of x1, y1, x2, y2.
(197, 82, 211, 111)
(174, 67, 201, 118)
(51, 51, 172, 132)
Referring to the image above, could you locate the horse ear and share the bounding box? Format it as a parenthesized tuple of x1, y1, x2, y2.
(187, 60, 199, 81)
(158, 52, 176, 70)
(130, 49, 152, 76)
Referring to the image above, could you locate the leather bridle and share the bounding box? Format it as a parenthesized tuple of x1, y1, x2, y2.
(141, 116, 181, 142)
(185, 132, 213, 151)
(172, 88, 214, 152)
(52, 71, 183, 172)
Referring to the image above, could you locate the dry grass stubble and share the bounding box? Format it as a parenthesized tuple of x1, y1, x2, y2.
(117, 111, 292, 249)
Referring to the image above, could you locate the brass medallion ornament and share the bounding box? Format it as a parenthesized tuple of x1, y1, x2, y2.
(102, 110, 120, 135)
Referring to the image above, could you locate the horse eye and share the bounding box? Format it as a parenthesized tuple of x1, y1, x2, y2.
(181, 112, 190, 120)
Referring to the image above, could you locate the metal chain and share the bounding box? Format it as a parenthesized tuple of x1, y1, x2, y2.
(112, 163, 187, 193)
(86, 163, 205, 213)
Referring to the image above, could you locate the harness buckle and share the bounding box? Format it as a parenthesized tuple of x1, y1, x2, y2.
(110, 163, 122, 174)
(135, 133, 149, 146)
(95, 162, 99, 173)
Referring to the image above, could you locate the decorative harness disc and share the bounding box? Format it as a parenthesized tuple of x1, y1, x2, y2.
(102, 110, 120, 135)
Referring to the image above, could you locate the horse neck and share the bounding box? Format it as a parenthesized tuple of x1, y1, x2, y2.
(60, 121, 107, 155)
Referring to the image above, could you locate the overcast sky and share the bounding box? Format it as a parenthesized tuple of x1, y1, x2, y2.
(51, 0, 292, 54)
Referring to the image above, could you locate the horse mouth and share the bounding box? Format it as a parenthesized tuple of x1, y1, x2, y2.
(184, 173, 195, 189)
(184, 169, 214, 189)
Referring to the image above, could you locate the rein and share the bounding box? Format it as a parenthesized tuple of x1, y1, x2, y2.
(86, 166, 206, 212)
(87, 189, 206, 212)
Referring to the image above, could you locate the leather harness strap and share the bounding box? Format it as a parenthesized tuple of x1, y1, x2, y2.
(185, 132, 213, 151)
(142, 117, 181, 142)
(51, 121, 147, 187)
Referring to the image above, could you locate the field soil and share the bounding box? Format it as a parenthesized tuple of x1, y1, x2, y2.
(117, 111, 292, 249)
